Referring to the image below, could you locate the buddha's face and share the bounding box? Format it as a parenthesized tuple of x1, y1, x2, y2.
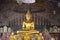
(26, 15, 31, 20)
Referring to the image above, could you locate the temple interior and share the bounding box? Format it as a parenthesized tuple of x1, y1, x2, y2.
(0, 0, 60, 40)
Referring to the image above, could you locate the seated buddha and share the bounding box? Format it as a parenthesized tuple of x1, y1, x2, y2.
(22, 10, 34, 31)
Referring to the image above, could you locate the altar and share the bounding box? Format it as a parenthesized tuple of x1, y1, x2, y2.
(10, 10, 44, 40)
(17, 30, 40, 40)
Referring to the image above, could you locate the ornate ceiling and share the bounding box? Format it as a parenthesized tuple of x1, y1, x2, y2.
(0, 0, 60, 26)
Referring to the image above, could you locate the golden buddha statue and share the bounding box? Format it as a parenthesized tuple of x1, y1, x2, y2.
(22, 10, 34, 30)
(39, 33, 44, 40)
(10, 32, 15, 40)
(16, 10, 43, 40)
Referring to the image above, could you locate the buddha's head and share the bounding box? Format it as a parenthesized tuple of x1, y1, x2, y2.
(26, 10, 31, 20)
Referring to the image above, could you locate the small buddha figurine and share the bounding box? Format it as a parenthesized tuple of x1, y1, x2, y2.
(22, 10, 34, 30)
(10, 32, 15, 40)
(3, 25, 7, 33)
(53, 25, 58, 32)
(39, 33, 44, 40)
